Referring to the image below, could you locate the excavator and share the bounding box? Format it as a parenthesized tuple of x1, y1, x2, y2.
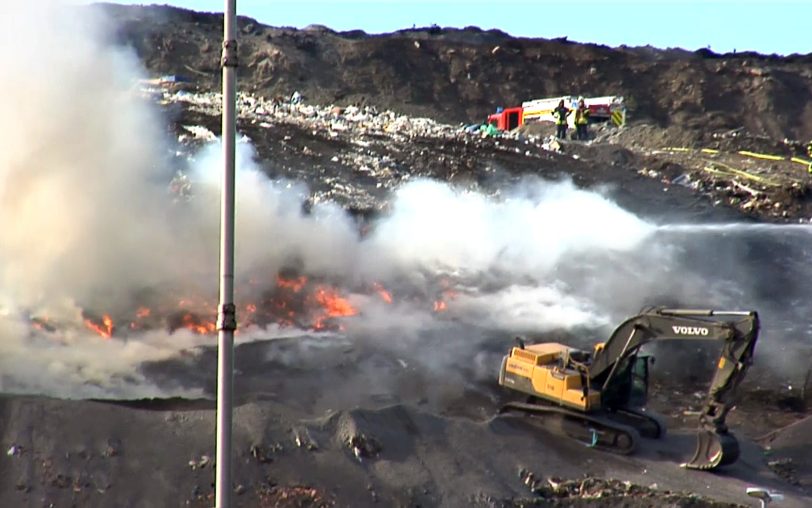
(497, 307, 759, 470)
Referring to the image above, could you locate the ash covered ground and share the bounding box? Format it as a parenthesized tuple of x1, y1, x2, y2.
(1, 3, 812, 507)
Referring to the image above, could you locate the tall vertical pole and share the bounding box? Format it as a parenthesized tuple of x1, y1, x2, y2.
(216, 1, 238, 507)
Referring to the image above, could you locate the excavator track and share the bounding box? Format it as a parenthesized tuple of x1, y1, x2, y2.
(498, 401, 641, 455)
(611, 407, 667, 439)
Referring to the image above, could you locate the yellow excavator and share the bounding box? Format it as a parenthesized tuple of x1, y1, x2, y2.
(498, 307, 759, 470)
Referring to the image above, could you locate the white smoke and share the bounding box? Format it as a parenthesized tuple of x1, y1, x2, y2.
(363, 178, 653, 275)
(0, 1, 211, 314)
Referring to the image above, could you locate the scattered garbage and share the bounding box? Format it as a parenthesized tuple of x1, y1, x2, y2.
(766, 457, 800, 486)
(258, 484, 330, 506)
(346, 433, 381, 461)
(104, 438, 121, 458)
(138, 81, 812, 222)
(140, 85, 549, 156)
(250, 442, 283, 463)
(541, 135, 561, 152)
(518, 467, 542, 493)
(188, 454, 211, 470)
(293, 426, 318, 451)
(516, 471, 735, 504)
(180, 124, 217, 142)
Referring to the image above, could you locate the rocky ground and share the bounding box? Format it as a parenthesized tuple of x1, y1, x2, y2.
(161, 87, 808, 224)
(2, 4, 812, 507)
(2, 335, 811, 508)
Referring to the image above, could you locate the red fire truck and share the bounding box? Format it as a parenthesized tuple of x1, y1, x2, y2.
(487, 95, 626, 132)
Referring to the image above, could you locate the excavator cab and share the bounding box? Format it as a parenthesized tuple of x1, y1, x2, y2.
(597, 352, 652, 409)
(629, 354, 652, 406)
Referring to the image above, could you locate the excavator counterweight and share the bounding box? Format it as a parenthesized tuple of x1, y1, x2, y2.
(498, 306, 759, 470)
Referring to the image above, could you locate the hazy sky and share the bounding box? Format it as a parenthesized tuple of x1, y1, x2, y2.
(79, 1, 811, 55)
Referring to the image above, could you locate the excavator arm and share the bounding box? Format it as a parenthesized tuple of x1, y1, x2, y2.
(588, 307, 759, 469)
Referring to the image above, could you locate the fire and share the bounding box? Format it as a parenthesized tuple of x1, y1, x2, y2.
(128, 306, 153, 330)
(433, 289, 458, 313)
(313, 287, 357, 317)
(179, 313, 216, 335)
(277, 275, 307, 292)
(271, 299, 297, 327)
(373, 282, 393, 304)
(311, 285, 358, 330)
(84, 313, 114, 339)
(270, 274, 360, 330)
(60, 273, 367, 338)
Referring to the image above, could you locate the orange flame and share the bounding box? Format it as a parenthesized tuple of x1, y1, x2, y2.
(313, 287, 357, 316)
(128, 306, 153, 330)
(84, 314, 114, 339)
(433, 289, 458, 313)
(311, 286, 357, 329)
(373, 282, 393, 304)
(180, 313, 216, 335)
(277, 275, 307, 292)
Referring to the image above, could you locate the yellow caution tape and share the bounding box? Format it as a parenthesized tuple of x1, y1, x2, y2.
(661, 147, 719, 154)
(703, 161, 781, 186)
(737, 150, 785, 161)
(661, 147, 808, 181)
(703, 165, 732, 177)
(712, 161, 775, 184)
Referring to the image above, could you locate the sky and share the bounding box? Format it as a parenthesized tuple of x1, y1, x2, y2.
(77, 1, 812, 56)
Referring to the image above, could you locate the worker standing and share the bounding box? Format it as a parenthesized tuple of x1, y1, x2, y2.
(552, 100, 571, 139)
(574, 98, 590, 140)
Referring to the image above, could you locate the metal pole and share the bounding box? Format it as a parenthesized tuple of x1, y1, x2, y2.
(216, 1, 238, 507)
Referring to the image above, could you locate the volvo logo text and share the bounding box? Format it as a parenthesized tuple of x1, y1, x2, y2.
(672, 326, 709, 336)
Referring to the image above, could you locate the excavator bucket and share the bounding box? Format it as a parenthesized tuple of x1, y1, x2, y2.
(682, 430, 740, 470)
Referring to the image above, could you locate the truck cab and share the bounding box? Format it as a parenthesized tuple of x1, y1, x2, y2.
(487, 106, 523, 131)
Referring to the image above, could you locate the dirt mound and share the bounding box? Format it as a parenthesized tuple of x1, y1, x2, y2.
(759, 415, 812, 490)
(3, 392, 805, 507)
(95, 4, 812, 145)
